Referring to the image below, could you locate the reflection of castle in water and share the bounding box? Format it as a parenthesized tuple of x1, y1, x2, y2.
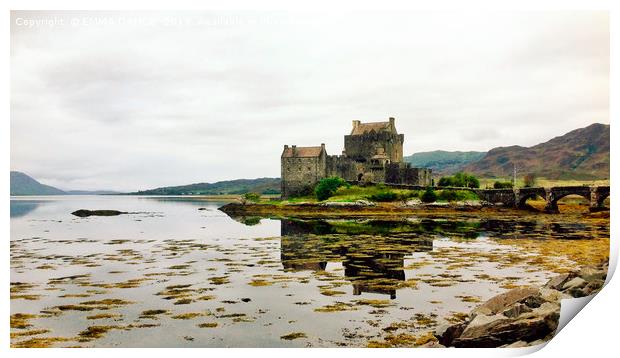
(280, 219, 434, 299)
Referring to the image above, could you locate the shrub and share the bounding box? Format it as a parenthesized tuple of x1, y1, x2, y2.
(369, 191, 398, 202)
(243, 192, 261, 202)
(438, 189, 458, 202)
(420, 188, 437, 203)
(437, 172, 480, 188)
(315, 177, 348, 201)
(398, 190, 419, 201)
(438, 189, 480, 202)
(493, 181, 513, 189)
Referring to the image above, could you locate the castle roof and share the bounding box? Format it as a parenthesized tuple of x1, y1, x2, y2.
(282, 146, 324, 158)
(350, 120, 394, 135)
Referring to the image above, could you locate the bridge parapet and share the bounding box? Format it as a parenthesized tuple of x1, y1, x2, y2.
(343, 181, 608, 213)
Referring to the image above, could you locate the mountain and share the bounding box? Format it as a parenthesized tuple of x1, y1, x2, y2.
(404, 151, 486, 175)
(66, 190, 122, 195)
(462, 123, 610, 179)
(10, 171, 66, 195)
(131, 177, 281, 195)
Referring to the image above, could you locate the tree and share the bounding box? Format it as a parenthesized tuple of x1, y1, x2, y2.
(314, 177, 348, 201)
(523, 173, 537, 188)
(420, 188, 437, 203)
(241, 192, 261, 204)
(493, 181, 513, 189)
(437, 172, 480, 188)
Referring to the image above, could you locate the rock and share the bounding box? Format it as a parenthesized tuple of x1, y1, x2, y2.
(578, 266, 607, 282)
(539, 288, 571, 302)
(501, 303, 532, 318)
(453, 303, 559, 348)
(562, 277, 587, 291)
(503, 340, 528, 348)
(71, 209, 127, 217)
(459, 314, 510, 340)
(419, 340, 445, 348)
(581, 280, 605, 296)
(471, 287, 539, 317)
(320, 200, 375, 207)
(404, 199, 421, 206)
(544, 273, 575, 290)
(435, 322, 467, 347)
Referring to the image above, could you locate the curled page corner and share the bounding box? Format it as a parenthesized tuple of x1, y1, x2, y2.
(557, 295, 595, 334)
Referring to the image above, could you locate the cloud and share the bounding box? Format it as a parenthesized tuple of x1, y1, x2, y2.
(10, 11, 609, 191)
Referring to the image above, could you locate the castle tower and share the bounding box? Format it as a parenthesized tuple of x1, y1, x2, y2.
(344, 117, 404, 163)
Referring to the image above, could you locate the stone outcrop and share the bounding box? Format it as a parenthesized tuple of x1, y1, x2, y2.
(435, 260, 608, 348)
(71, 209, 127, 217)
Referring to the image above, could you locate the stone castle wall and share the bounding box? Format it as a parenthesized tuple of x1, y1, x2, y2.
(343, 132, 404, 162)
(281, 152, 327, 197)
(281, 119, 432, 198)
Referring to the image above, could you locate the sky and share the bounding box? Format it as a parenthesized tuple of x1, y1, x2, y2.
(10, 11, 609, 192)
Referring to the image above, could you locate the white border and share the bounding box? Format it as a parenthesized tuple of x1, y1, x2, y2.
(3, 1, 616, 357)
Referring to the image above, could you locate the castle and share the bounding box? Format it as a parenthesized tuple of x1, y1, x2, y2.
(281, 117, 432, 197)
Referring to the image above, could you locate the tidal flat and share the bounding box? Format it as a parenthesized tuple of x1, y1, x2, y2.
(10, 196, 609, 347)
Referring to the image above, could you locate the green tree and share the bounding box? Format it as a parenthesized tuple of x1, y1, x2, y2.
(243, 192, 261, 202)
(420, 187, 437, 203)
(493, 181, 513, 189)
(314, 177, 348, 201)
(438, 172, 480, 188)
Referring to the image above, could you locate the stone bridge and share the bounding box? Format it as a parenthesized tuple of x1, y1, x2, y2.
(353, 181, 610, 213)
(473, 186, 610, 213)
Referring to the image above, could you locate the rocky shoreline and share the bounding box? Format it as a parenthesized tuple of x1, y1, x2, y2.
(432, 260, 609, 348)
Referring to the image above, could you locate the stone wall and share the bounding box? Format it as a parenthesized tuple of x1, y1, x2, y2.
(281, 153, 327, 197)
(385, 163, 432, 186)
(344, 132, 404, 162)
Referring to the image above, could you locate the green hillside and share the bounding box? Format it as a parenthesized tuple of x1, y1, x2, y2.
(404, 151, 486, 175)
(132, 177, 281, 195)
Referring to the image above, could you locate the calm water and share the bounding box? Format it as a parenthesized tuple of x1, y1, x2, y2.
(10, 196, 609, 347)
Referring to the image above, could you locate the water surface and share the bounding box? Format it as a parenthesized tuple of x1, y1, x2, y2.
(10, 196, 609, 347)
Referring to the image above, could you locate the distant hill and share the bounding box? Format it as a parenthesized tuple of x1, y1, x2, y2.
(66, 190, 122, 195)
(10, 171, 66, 195)
(132, 177, 281, 195)
(404, 151, 486, 175)
(462, 123, 610, 180)
(10, 171, 121, 196)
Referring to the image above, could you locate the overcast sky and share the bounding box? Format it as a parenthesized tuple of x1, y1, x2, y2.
(10, 11, 609, 191)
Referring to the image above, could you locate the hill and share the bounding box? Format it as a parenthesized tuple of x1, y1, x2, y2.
(132, 177, 281, 195)
(462, 123, 610, 180)
(404, 151, 486, 175)
(10, 171, 66, 195)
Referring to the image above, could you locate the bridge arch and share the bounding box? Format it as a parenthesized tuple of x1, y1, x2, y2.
(515, 188, 546, 209)
(544, 186, 598, 213)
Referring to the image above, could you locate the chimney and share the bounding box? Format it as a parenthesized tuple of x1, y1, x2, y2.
(284, 144, 289, 149)
(352, 120, 360, 129)
(389, 117, 395, 127)
(321, 143, 325, 151)
(292, 145, 297, 156)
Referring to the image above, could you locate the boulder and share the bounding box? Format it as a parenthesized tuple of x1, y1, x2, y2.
(544, 273, 575, 290)
(562, 277, 587, 292)
(471, 287, 539, 317)
(453, 302, 559, 348)
(539, 288, 571, 302)
(435, 322, 466, 347)
(578, 266, 607, 282)
(501, 303, 532, 318)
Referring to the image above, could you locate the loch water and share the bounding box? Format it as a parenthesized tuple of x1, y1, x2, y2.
(10, 196, 609, 347)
